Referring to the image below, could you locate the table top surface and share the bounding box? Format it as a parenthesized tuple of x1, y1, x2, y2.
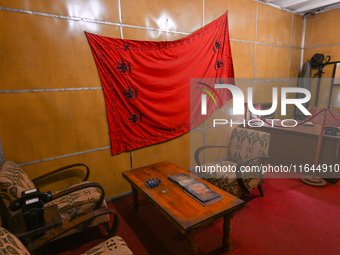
(248, 120, 340, 139)
(122, 161, 244, 234)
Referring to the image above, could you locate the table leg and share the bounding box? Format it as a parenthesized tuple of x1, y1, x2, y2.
(222, 214, 232, 251)
(131, 186, 139, 211)
(186, 232, 199, 255)
(333, 140, 340, 183)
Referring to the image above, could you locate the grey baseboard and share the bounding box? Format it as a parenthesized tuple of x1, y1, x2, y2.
(105, 191, 132, 204)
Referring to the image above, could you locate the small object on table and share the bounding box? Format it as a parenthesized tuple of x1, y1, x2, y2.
(145, 178, 161, 188)
(161, 180, 169, 194)
(303, 122, 315, 127)
(324, 126, 340, 136)
(168, 173, 223, 205)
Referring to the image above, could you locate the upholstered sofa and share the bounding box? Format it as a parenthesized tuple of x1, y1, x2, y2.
(307, 106, 340, 127)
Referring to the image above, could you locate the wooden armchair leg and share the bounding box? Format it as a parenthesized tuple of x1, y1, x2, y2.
(103, 210, 120, 238)
(258, 185, 264, 197)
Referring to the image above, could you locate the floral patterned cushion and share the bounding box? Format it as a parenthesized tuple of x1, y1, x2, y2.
(198, 161, 244, 197)
(197, 127, 270, 197)
(0, 227, 29, 255)
(0, 161, 35, 206)
(82, 236, 133, 255)
(227, 128, 271, 163)
(0, 227, 133, 255)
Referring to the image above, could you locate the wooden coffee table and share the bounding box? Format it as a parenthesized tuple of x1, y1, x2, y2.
(122, 161, 244, 254)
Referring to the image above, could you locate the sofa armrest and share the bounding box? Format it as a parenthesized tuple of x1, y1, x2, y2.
(194, 145, 229, 165)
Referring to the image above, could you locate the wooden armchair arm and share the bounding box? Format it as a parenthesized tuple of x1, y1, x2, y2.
(194, 145, 229, 165)
(31, 163, 90, 183)
(235, 156, 270, 194)
(51, 182, 105, 211)
(26, 207, 120, 253)
(50, 182, 106, 233)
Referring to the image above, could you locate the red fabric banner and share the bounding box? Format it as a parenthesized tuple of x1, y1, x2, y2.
(86, 13, 234, 155)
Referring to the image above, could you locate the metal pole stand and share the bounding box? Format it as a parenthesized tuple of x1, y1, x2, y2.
(301, 109, 327, 187)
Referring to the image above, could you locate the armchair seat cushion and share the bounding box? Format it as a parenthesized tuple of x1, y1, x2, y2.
(197, 160, 264, 198)
(0, 227, 133, 255)
(197, 161, 243, 197)
(46, 181, 110, 228)
(82, 236, 133, 255)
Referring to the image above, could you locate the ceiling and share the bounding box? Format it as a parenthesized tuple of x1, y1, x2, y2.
(259, 0, 340, 15)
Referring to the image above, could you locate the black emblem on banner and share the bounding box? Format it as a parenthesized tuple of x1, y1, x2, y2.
(122, 88, 138, 100)
(214, 59, 224, 70)
(127, 112, 142, 124)
(217, 78, 225, 84)
(114, 61, 131, 75)
(213, 41, 220, 52)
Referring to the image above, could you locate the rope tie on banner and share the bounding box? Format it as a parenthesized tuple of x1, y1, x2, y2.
(255, 108, 340, 128)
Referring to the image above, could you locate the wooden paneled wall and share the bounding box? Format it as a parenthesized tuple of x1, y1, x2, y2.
(0, 0, 303, 199)
(304, 9, 340, 109)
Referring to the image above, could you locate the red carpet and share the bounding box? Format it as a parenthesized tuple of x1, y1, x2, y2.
(48, 178, 340, 255)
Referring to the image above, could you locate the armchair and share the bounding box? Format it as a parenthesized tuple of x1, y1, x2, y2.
(0, 161, 114, 241)
(0, 214, 133, 255)
(195, 127, 271, 197)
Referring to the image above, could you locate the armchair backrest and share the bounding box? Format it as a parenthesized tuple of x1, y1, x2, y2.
(227, 128, 271, 163)
(0, 161, 36, 206)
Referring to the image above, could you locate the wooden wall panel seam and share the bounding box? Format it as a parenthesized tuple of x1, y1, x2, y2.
(17, 146, 111, 167)
(0, 80, 300, 94)
(290, 14, 294, 47)
(252, 78, 297, 83)
(202, 0, 205, 27)
(231, 38, 302, 49)
(287, 13, 294, 79)
(253, 1, 259, 96)
(0, 88, 102, 93)
(300, 16, 306, 70)
(117, 0, 123, 38)
(305, 43, 340, 49)
(121, 23, 190, 35)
